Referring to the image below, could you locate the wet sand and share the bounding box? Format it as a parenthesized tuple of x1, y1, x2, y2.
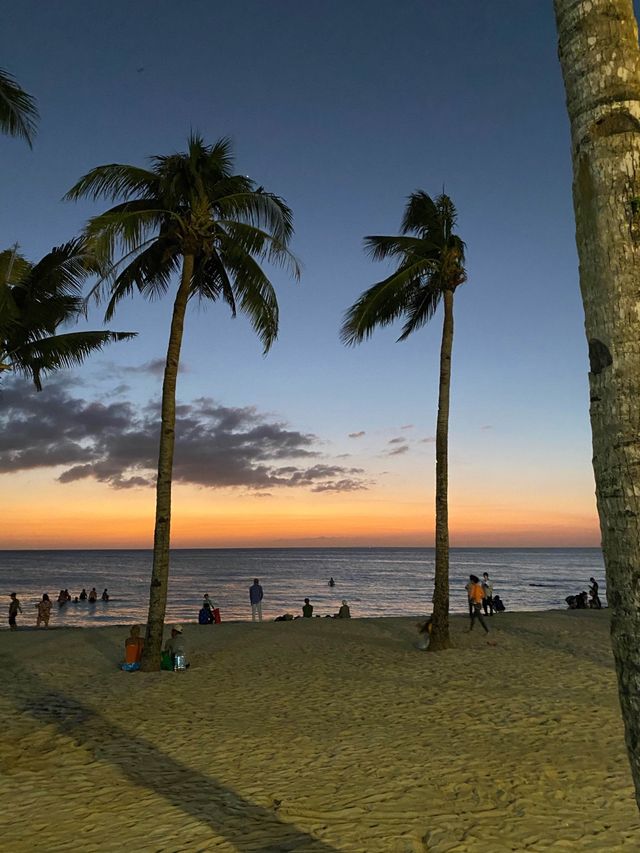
(0, 610, 638, 851)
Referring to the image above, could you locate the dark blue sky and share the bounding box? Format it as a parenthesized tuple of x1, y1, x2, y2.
(1, 1, 612, 545)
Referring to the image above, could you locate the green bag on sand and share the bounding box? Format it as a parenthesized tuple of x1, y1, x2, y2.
(160, 652, 173, 671)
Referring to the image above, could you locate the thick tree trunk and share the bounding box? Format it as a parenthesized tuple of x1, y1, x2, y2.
(429, 288, 454, 651)
(554, 0, 640, 807)
(141, 254, 194, 671)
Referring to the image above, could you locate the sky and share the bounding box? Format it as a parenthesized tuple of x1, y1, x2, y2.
(0, 0, 609, 548)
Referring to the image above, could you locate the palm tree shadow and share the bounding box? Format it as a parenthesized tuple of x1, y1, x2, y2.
(10, 661, 337, 852)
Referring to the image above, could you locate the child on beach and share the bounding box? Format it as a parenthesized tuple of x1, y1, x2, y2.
(36, 594, 52, 628)
(8, 593, 22, 630)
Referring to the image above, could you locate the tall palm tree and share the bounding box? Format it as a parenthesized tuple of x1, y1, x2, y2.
(341, 191, 466, 651)
(554, 0, 640, 808)
(0, 67, 38, 146)
(66, 134, 299, 670)
(0, 240, 135, 391)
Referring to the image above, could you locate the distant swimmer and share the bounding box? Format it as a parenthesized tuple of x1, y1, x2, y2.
(101, 588, 109, 602)
(88, 588, 98, 603)
(328, 577, 335, 587)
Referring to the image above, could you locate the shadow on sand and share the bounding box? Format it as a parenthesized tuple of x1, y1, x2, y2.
(7, 657, 337, 852)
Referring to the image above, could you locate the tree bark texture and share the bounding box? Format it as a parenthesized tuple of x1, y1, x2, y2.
(141, 253, 194, 671)
(430, 288, 454, 651)
(554, 0, 640, 807)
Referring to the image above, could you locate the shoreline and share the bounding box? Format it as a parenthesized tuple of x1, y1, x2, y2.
(1, 609, 638, 851)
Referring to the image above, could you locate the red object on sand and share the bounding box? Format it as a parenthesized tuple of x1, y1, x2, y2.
(213, 608, 221, 624)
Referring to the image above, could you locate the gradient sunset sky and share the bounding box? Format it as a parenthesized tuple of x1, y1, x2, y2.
(1, 0, 607, 548)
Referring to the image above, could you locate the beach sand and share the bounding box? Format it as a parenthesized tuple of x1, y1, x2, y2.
(0, 610, 638, 852)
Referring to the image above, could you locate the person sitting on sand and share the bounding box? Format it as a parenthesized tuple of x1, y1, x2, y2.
(302, 598, 313, 618)
(101, 588, 109, 602)
(589, 577, 602, 609)
(88, 588, 98, 603)
(36, 594, 52, 628)
(416, 617, 432, 650)
(124, 625, 144, 665)
(336, 600, 351, 619)
(79, 588, 88, 601)
(493, 594, 505, 612)
(8, 592, 22, 630)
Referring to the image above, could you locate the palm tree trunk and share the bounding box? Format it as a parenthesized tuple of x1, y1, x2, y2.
(554, 0, 640, 807)
(141, 253, 194, 671)
(430, 288, 454, 651)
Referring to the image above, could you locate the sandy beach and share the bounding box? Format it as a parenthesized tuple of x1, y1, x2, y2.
(1, 610, 638, 852)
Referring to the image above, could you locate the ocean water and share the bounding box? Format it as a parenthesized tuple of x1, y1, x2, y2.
(0, 548, 605, 630)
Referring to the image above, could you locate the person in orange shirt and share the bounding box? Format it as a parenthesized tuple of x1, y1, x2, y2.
(124, 625, 144, 664)
(467, 575, 489, 634)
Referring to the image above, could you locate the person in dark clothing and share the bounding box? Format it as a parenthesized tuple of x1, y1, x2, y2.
(8, 593, 22, 630)
(302, 598, 313, 618)
(589, 577, 602, 609)
(250, 579, 264, 621)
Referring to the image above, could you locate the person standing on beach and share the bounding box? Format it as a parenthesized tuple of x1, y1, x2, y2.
(482, 572, 494, 616)
(250, 579, 264, 622)
(589, 577, 602, 609)
(8, 593, 22, 630)
(35, 594, 52, 628)
(467, 575, 489, 634)
(302, 598, 313, 617)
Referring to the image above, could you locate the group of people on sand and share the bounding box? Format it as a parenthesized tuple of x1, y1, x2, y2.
(566, 577, 602, 610)
(246, 577, 352, 622)
(122, 623, 188, 672)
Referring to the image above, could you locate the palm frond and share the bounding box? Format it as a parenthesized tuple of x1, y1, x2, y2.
(218, 221, 301, 278)
(103, 240, 180, 320)
(11, 331, 136, 391)
(221, 245, 279, 352)
(217, 191, 295, 244)
(0, 67, 38, 146)
(341, 259, 437, 346)
(64, 164, 159, 203)
(364, 235, 427, 263)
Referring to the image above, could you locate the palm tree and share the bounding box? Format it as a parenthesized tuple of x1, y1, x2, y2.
(554, 0, 640, 808)
(0, 67, 38, 146)
(0, 240, 135, 391)
(341, 191, 466, 651)
(65, 134, 299, 670)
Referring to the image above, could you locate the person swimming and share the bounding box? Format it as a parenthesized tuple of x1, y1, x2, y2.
(328, 577, 335, 587)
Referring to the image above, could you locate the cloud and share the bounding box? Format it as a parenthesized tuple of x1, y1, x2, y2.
(480, 424, 493, 431)
(0, 378, 368, 494)
(387, 445, 410, 456)
(388, 437, 407, 445)
(401, 424, 414, 430)
(348, 431, 365, 439)
(420, 436, 436, 444)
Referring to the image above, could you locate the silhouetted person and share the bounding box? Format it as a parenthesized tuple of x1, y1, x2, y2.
(336, 600, 351, 619)
(88, 588, 98, 603)
(329, 577, 335, 587)
(36, 594, 52, 628)
(589, 577, 602, 609)
(302, 598, 313, 618)
(79, 588, 88, 601)
(8, 592, 22, 630)
(101, 588, 109, 602)
(250, 579, 264, 622)
(482, 572, 494, 616)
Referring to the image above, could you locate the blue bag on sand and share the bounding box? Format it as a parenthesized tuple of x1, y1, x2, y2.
(120, 662, 140, 672)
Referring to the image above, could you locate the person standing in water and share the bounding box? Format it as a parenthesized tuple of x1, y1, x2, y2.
(589, 577, 602, 609)
(8, 593, 22, 630)
(36, 594, 52, 628)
